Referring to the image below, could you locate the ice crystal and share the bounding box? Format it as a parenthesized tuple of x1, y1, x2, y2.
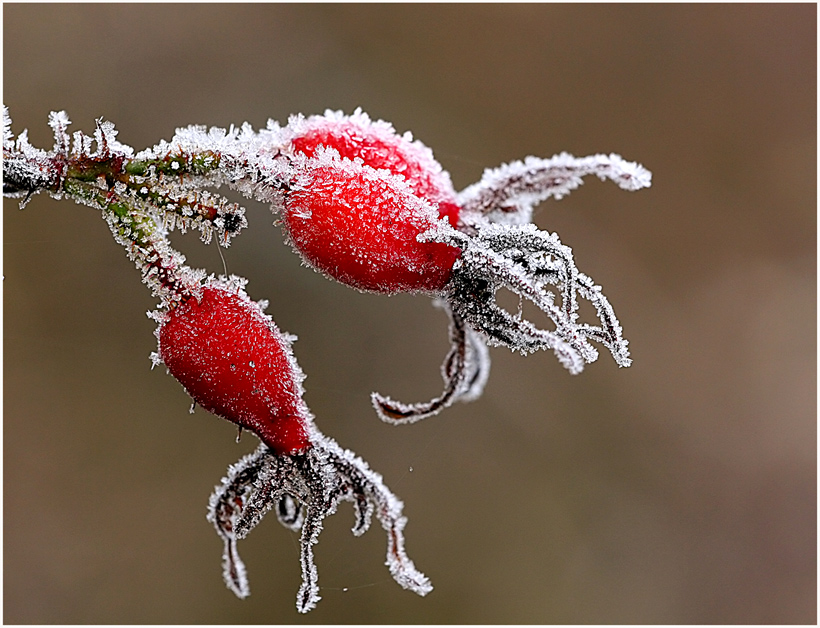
(285, 107, 458, 208)
(47, 110, 71, 155)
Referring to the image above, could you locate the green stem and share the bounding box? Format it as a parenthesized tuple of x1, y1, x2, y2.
(62, 178, 198, 305)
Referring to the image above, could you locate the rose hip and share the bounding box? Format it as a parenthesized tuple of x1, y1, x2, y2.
(154, 278, 431, 612)
(157, 283, 310, 455)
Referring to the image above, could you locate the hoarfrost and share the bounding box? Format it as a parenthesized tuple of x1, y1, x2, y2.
(422, 220, 630, 367)
(148, 349, 163, 369)
(47, 110, 71, 155)
(285, 107, 457, 204)
(2, 106, 12, 148)
(3, 106, 651, 614)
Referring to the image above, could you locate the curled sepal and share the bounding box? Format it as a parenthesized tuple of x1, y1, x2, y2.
(207, 435, 432, 614)
(458, 152, 652, 225)
(421, 221, 631, 371)
(206, 448, 267, 598)
(371, 300, 490, 424)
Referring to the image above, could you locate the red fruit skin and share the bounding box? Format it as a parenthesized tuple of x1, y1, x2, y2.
(158, 286, 311, 455)
(292, 117, 461, 229)
(284, 160, 460, 295)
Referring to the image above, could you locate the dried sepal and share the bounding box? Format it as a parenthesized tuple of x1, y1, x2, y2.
(206, 447, 265, 598)
(459, 152, 652, 225)
(208, 436, 432, 613)
(575, 271, 632, 367)
(275, 494, 305, 531)
(372, 301, 489, 424)
(417, 220, 630, 372)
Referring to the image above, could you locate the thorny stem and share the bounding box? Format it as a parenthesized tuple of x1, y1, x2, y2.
(61, 174, 199, 304)
(2, 113, 260, 305)
(3, 113, 258, 265)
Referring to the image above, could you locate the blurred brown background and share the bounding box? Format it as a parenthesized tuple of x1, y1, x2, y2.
(3, 4, 815, 624)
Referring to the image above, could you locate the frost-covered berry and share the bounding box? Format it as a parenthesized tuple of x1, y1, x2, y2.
(289, 110, 461, 227)
(275, 110, 651, 423)
(281, 111, 462, 295)
(154, 278, 431, 613)
(157, 281, 310, 455)
(284, 156, 460, 294)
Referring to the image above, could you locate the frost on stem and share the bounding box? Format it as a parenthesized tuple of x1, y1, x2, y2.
(2, 110, 255, 248)
(208, 437, 432, 613)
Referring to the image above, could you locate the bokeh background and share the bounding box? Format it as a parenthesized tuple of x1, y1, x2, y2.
(3, 4, 815, 624)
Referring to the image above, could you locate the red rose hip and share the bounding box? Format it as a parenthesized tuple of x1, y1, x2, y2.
(290, 110, 461, 227)
(154, 278, 431, 612)
(274, 110, 649, 425)
(283, 157, 460, 294)
(157, 283, 311, 455)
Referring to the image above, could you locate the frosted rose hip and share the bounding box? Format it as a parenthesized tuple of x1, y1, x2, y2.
(277, 110, 649, 424)
(291, 111, 461, 227)
(153, 281, 431, 612)
(283, 159, 460, 294)
(158, 285, 310, 455)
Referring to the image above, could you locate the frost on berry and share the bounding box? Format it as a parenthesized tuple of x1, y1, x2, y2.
(287, 108, 460, 226)
(156, 278, 312, 455)
(282, 148, 460, 295)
